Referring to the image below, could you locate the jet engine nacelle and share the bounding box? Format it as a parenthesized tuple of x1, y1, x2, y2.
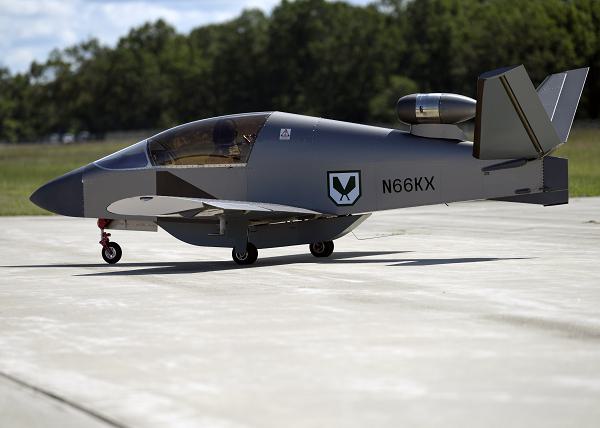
(396, 93, 476, 125)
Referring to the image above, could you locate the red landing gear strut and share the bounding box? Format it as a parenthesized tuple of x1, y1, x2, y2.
(97, 218, 122, 264)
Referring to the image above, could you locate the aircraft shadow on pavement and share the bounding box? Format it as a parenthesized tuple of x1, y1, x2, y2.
(5, 251, 528, 276)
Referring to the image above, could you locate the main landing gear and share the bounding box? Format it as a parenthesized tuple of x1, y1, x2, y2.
(232, 243, 258, 265)
(309, 241, 334, 258)
(98, 219, 122, 264)
(229, 240, 334, 265)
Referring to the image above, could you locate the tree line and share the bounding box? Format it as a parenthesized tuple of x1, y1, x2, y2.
(0, 0, 598, 143)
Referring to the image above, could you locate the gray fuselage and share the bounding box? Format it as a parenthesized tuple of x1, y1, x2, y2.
(76, 111, 542, 220)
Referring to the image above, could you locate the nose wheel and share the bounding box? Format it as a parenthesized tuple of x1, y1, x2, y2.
(102, 242, 122, 264)
(98, 219, 122, 264)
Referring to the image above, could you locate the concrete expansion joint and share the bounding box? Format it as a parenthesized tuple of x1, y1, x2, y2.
(0, 370, 129, 428)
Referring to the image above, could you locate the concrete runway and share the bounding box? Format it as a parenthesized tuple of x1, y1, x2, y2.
(1, 198, 600, 428)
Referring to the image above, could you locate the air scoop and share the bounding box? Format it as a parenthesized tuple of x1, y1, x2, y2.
(396, 93, 476, 125)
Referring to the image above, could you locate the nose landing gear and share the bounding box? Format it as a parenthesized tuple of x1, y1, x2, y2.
(98, 219, 122, 264)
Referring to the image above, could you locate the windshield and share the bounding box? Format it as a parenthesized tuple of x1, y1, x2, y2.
(147, 112, 270, 166)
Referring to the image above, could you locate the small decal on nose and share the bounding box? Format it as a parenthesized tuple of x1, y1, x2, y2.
(279, 128, 291, 140)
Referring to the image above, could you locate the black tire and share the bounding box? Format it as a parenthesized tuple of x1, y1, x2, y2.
(101, 242, 122, 264)
(232, 243, 258, 265)
(309, 241, 334, 258)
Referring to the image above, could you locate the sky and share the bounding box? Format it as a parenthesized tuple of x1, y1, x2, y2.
(0, 0, 372, 74)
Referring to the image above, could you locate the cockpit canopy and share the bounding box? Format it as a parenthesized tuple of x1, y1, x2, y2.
(147, 112, 271, 167)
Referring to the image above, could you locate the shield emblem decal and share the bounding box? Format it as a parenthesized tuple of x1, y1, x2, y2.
(328, 171, 361, 206)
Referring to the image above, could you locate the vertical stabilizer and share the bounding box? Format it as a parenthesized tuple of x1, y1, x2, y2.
(474, 65, 562, 160)
(537, 67, 589, 143)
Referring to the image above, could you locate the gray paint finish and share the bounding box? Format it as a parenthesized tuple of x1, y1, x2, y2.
(158, 215, 368, 248)
(76, 109, 551, 250)
(475, 65, 560, 159)
(29, 64, 587, 256)
(250, 113, 543, 215)
(476, 73, 540, 159)
(158, 166, 248, 201)
(549, 67, 589, 143)
(83, 167, 156, 220)
(502, 65, 561, 154)
(48, 107, 557, 253)
(537, 72, 567, 120)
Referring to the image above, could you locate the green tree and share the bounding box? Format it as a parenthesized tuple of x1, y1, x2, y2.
(369, 75, 418, 124)
(187, 9, 269, 118)
(264, 0, 405, 122)
(1, 0, 598, 142)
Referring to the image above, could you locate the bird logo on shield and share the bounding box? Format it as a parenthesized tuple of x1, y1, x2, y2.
(328, 171, 361, 206)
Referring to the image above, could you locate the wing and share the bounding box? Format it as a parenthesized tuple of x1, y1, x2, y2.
(107, 195, 321, 220)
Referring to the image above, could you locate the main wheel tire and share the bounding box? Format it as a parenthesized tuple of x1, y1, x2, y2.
(101, 242, 122, 264)
(232, 243, 258, 265)
(309, 241, 334, 258)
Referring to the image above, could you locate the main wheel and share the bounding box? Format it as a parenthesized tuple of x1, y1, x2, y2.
(232, 243, 258, 265)
(309, 241, 334, 258)
(101, 242, 122, 264)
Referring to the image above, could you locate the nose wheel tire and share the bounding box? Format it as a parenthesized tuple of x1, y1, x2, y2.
(232, 243, 258, 265)
(102, 242, 122, 264)
(309, 241, 334, 258)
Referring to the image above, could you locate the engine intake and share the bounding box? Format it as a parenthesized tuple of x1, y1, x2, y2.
(396, 93, 476, 125)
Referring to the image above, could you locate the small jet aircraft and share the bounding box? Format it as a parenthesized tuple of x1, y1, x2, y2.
(31, 65, 588, 265)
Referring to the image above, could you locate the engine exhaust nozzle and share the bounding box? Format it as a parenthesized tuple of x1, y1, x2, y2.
(396, 93, 476, 125)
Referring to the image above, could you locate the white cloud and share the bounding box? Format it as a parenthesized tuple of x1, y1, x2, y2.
(0, 0, 370, 73)
(4, 47, 36, 69)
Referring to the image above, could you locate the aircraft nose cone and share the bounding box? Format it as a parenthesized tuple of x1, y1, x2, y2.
(30, 165, 87, 216)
